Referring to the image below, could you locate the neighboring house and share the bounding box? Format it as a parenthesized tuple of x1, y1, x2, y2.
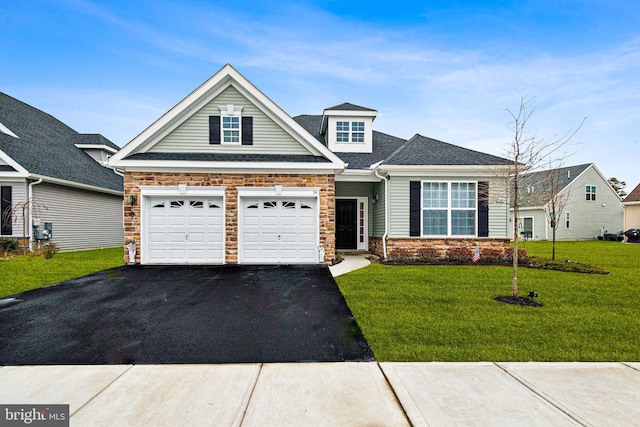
(510, 163, 623, 241)
(0, 92, 124, 250)
(109, 64, 512, 265)
(622, 183, 640, 238)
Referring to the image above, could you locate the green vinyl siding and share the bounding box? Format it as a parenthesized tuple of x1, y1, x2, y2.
(149, 85, 312, 155)
(372, 180, 386, 236)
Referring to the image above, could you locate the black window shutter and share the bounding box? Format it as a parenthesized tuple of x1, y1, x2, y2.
(478, 181, 489, 237)
(1, 186, 12, 235)
(209, 116, 221, 145)
(409, 181, 421, 236)
(242, 116, 253, 145)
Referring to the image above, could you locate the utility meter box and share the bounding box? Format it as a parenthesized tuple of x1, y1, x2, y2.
(34, 222, 53, 240)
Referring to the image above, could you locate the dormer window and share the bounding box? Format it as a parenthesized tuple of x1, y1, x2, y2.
(335, 121, 365, 143)
(321, 103, 377, 153)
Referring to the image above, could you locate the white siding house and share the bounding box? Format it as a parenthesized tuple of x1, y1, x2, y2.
(510, 163, 623, 240)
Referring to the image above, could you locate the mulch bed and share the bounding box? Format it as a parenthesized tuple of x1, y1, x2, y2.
(495, 296, 543, 307)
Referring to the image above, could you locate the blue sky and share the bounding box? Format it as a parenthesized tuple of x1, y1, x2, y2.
(2, 0, 639, 190)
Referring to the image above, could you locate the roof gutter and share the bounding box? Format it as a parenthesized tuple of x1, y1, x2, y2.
(29, 174, 124, 196)
(372, 162, 388, 260)
(28, 178, 43, 251)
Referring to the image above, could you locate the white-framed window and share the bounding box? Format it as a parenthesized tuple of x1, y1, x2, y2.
(422, 181, 477, 236)
(335, 121, 365, 143)
(336, 121, 349, 142)
(351, 121, 365, 142)
(222, 116, 240, 143)
(565, 212, 570, 229)
(586, 185, 596, 201)
(219, 104, 243, 145)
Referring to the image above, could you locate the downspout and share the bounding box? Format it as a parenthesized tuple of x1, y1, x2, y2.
(373, 167, 389, 260)
(28, 178, 43, 251)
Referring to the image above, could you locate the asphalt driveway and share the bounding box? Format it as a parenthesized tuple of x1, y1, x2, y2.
(0, 265, 373, 365)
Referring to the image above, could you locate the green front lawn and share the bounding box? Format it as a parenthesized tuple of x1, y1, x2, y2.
(335, 240, 640, 361)
(0, 247, 125, 298)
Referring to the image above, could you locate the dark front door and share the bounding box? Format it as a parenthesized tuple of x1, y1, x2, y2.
(336, 199, 357, 250)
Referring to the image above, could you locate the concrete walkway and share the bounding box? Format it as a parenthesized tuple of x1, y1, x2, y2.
(1, 362, 639, 426)
(329, 254, 371, 277)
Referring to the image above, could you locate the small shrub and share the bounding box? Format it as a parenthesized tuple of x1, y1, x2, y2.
(416, 246, 441, 264)
(40, 242, 60, 259)
(446, 246, 473, 264)
(503, 248, 530, 265)
(388, 248, 414, 263)
(479, 248, 504, 265)
(0, 238, 19, 254)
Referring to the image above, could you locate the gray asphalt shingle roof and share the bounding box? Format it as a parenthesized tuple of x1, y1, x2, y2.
(0, 92, 123, 192)
(324, 103, 376, 112)
(385, 134, 510, 166)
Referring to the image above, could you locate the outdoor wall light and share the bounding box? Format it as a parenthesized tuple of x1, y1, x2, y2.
(128, 195, 136, 205)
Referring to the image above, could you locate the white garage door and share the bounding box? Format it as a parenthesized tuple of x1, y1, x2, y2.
(241, 198, 318, 264)
(145, 197, 224, 264)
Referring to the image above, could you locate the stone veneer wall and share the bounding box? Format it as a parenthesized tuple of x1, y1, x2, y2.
(369, 236, 511, 259)
(123, 172, 335, 264)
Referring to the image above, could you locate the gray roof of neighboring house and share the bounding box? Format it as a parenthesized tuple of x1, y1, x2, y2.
(518, 163, 592, 207)
(0, 92, 123, 192)
(324, 103, 377, 112)
(126, 153, 331, 163)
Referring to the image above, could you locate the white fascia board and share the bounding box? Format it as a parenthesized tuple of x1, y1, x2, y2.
(110, 64, 345, 170)
(117, 160, 341, 175)
(336, 169, 382, 182)
(381, 164, 509, 177)
(75, 144, 118, 154)
(0, 149, 29, 177)
(622, 201, 640, 206)
(29, 174, 123, 196)
(237, 186, 320, 198)
(140, 185, 225, 197)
